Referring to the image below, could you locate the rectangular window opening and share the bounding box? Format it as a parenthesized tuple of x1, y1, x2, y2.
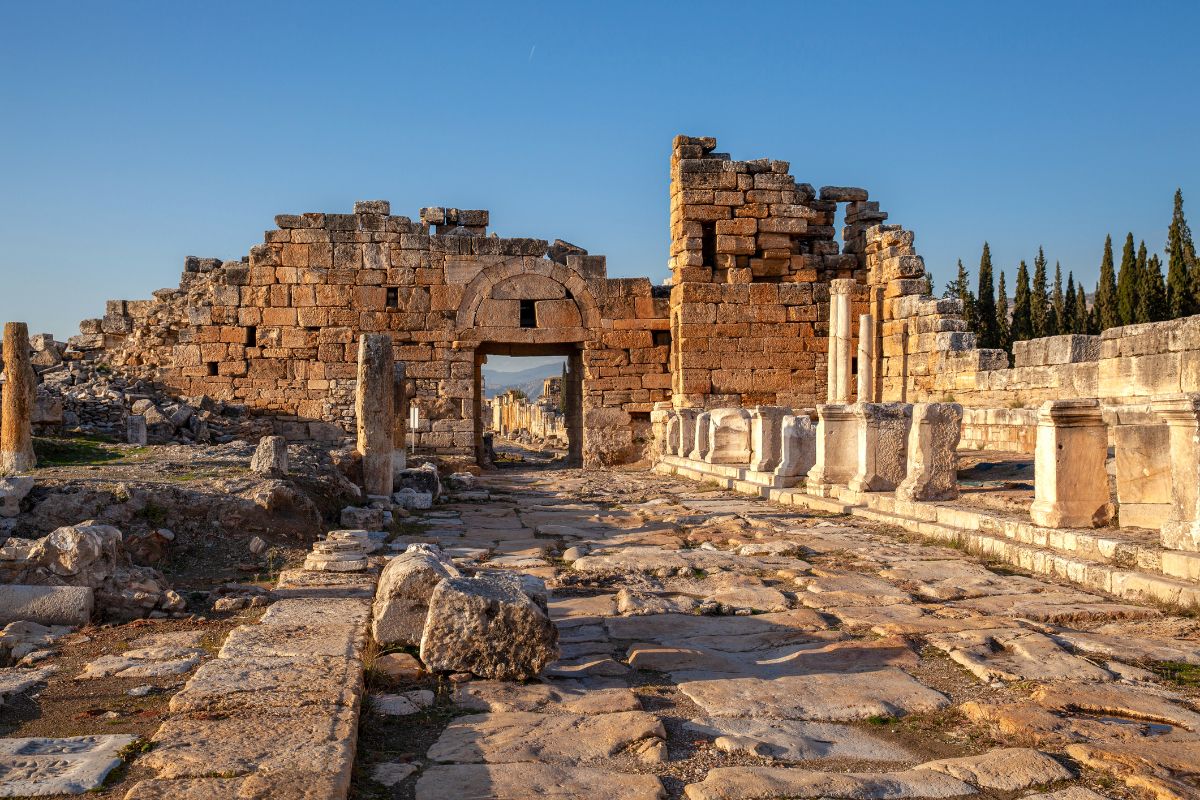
(519, 299, 537, 328)
(245, 325, 257, 347)
(652, 330, 671, 348)
(386, 287, 399, 309)
(700, 221, 717, 268)
(207, 362, 218, 376)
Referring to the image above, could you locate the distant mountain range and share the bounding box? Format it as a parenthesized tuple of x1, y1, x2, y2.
(482, 361, 565, 400)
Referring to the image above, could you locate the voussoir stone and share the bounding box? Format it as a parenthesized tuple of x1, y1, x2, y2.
(420, 572, 558, 680)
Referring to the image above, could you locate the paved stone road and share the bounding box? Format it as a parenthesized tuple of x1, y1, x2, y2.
(398, 463, 1199, 800)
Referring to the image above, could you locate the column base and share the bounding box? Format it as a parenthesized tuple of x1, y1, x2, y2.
(1030, 499, 1113, 529)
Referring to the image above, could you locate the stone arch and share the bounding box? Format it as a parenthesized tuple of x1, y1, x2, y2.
(455, 257, 600, 340)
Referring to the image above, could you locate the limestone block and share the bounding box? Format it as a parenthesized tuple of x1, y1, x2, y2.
(662, 411, 680, 458)
(676, 409, 699, 459)
(1150, 394, 1200, 551)
(897, 403, 962, 502)
(1112, 423, 1171, 529)
(1030, 400, 1113, 529)
(688, 412, 712, 461)
(0, 734, 137, 796)
(535, 300, 581, 328)
(775, 413, 816, 479)
(491, 275, 566, 300)
(749, 406, 790, 472)
(848, 403, 913, 493)
(806, 404, 858, 494)
(476, 299, 521, 327)
(0, 475, 33, 518)
(0, 585, 94, 626)
(706, 408, 752, 465)
(250, 435, 289, 476)
(373, 544, 460, 648)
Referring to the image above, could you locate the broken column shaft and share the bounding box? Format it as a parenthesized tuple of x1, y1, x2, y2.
(857, 313, 874, 403)
(356, 333, 395, 497)
(1, 322, 36, 474)
(830, 280, 855, 403)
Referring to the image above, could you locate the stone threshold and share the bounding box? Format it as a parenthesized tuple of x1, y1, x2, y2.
(656, 455, 1200, 611)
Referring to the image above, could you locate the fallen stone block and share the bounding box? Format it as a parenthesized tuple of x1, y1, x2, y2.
(393, 487, 433, 510)
(372, 544, 460, 647)
(0, 475, 34, 518)
(0, 585, 94, 626)
(420, 572, 558, 680)
(249, 435, 289, 475)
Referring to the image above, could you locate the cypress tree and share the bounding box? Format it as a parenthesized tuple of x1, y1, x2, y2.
(1063, 272, 1077, 333)
(1031, 248, 1050, 337)
(1140, 252, 1168, 322)
(1075, 282, 1090, 334)
(1116, 232, 1139, 325)
(975, 243, 998, 348)
(996, 270, 1011, 354)
(1132, 241, 1149, 323)
(1011, 260, 1033, 342)
(1050, 261, 1065, 335)
(1167, 188, 1197, 318)
(1094, 234, 1119, 331)
(945, 258, 977, 333)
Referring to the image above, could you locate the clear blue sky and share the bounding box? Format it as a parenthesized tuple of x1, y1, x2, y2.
(2, 1, 1198, 339)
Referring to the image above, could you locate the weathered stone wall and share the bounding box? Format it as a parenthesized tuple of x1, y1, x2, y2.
(959, 407, 1038, 452)
(668, 136, 877, 409)
(73, 202, 670, 466)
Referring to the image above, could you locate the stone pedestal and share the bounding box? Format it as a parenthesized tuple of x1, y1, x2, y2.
(1, 322, 36, 474)
(1030, 399, 1113, 529)
(707, 408, 752, 465)
(677, 409, 699, 459)
(848, 403, 913, 494)
(897, 403, 962, 502)
(857, 313, 874, 403)
(356, 333, 396, 498)
(688, 411, 712, 461)
(806, 404, 857, 497)
(775, 413, 816, 484)
(1150, 394, 1200, 551)
(663, 411, 681, 457)
(749, 406, 790, 472)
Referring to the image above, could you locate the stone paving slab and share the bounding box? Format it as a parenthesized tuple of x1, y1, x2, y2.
(427, 710, 665, 763)
(682, 765, 975, 799)
(627, 636, 917, 678)
(217, 621, 364, 660)
(259, 597, 372, 629)
(454, 679, 642, 714)
(415, 763, 666, 800)
(0, 666, 54, 706)
(123, 772, 347, 800)
(76, 646, 206, 679)
(168, 653, 362, 713)
(683, 717, 917, 762)
(0, 734, 135, 797)
(926, 628, 1114, 682)
(677, 668, 950, 721)
(914, 747, 1074, 791)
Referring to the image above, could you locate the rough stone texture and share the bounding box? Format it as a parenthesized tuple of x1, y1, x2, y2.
(1030, 400, 1113, 528)
(683, 718, 914, 762)
(0, 475, 34, 518)
(0, 734, 136, 797)
(415, 763, 666, 800)
(748, 406, 789, 472)
(774, 412, 816, 480)
(916, 747, 1074, 791)
(250, 435, 289, 475)
(420, 572, 559, 680)
(372, 544, 459, 647)
(1, 322, 36, 474)
(682, 766, 973, 800)
(427, 710, 665, 763)
(0, 584, 94, 626)
(356, 333, 395, 497)
(848, 402, 912, 493)
(896, 402, 962, 502)
(706, 408, 752, 465)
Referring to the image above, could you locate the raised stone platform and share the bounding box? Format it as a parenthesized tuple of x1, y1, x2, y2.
(657, 455, 1200, 610)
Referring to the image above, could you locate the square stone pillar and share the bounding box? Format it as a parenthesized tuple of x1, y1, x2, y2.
(775, 412, 816, 485)
(897, 402, 963, 502)
(806, 404, 857, 497)
(848, 402, 913, 494)
(662, 410, 681, 457)
(826, 290, 841, 404)
(677, 409, 699, 459)
(356, 333, 395, 498)
(707, 408, 752, 465)
(688, 411, 712, 461)
(1150, 394, 1200, 551)
(857, 313, 875, 403)
(1030, 399, 1113, 529)
(749, 406, 790, 472)
(831, 279, 855, 404)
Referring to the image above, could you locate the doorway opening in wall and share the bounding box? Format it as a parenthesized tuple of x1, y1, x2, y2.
(474, 342, 583, 469)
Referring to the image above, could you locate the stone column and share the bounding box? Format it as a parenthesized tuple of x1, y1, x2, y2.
(392, 362, 408, 473)
(831, 279, 855, 403)
(805, 404, 857, 497)
(897, 402, 963, 502)
(677, 409, 699, 459)
(774, 412, 816, 487)
(1030, 399, 1112, 528)
(127, 415, 148, 446)
(749, 405, 790, 473)
(356, 333, 395, 498)
(857, 313, 874, 403)
(1150, 394, 1200, 551)
(848, 402, 913, 494)
(826, 290, 840, 403)
(688, 411, 712, 461)
(1, 322, 36, 474)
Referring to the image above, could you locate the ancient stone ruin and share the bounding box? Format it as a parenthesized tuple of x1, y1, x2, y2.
(2, 133, 1200, 800)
